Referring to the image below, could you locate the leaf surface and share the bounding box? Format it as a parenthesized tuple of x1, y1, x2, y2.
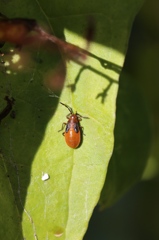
(0, 0, 144, 239)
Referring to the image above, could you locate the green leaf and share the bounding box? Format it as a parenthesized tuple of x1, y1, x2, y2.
(0, 0, 144, 239)
(100, 70, 151, 208)
(0, 153, 23, 239)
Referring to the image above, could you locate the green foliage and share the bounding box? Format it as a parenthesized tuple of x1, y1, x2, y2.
(100, 70, 151, 208)
(0, 0, 145, 239)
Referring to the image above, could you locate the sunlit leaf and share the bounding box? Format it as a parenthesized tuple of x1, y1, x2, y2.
(0, 0, 144, 239)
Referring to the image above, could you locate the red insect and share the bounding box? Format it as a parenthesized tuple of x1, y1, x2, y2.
(59, 102, 88, 148)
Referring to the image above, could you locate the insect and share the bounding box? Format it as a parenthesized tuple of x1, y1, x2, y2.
(59, 102, 89, 148)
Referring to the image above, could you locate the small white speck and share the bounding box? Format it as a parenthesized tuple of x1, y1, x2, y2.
(12, 54, 20, 63)
(4, 61, 10, 66)
(54, 232, 63, 237)
(41, 173, 50, 181)
(6, 70, 11, 74)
